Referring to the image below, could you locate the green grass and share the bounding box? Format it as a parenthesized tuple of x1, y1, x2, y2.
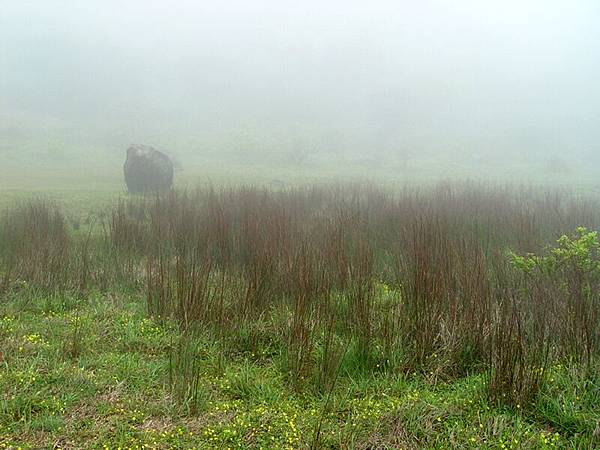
(1, 173, 599, 448)
(2, 145, 600, 200)
(1, 287, 598, 449)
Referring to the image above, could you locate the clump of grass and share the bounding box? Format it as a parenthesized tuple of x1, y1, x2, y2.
(168, 331, 209, 415)
(109, 199, 148, 255)
(0, 200, 70, 290)
(63, 310, 86, 360)
(487, 279, 551, 409)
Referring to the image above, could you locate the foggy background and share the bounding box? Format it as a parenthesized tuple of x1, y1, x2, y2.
(1, 0, 599, 187)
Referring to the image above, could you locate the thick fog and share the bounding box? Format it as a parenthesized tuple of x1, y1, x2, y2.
(1, 1, 599, 181)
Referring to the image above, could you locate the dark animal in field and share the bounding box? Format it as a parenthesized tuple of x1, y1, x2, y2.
(123, 145, 174, 194)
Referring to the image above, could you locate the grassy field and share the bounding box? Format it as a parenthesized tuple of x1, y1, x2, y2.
(0, 179, 599, 449)
(1, 290, 596, 449)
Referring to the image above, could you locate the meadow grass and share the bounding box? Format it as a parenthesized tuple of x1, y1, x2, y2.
(1, 183, 599, 449)
(1, 289, 597, 449)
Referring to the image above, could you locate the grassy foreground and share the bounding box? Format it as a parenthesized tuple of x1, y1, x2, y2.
(0, 289, 597, 449)
(1, 184, 599, 449)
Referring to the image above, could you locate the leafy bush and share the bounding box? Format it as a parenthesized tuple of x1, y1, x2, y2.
(510, 228, 600, 366)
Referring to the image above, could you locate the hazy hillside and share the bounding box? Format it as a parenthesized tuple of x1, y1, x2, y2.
(1, 1, 599, 192)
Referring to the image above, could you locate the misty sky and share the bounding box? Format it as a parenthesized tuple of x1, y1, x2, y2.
(1, 1, 599, 167)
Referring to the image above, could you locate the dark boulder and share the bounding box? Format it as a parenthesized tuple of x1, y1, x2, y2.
(123, 145, 174, 194)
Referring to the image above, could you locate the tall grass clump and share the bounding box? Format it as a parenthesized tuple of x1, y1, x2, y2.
(0, 200, 70, 290)
(168, 331, 210, 415)
(487, 273, 552, 408)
